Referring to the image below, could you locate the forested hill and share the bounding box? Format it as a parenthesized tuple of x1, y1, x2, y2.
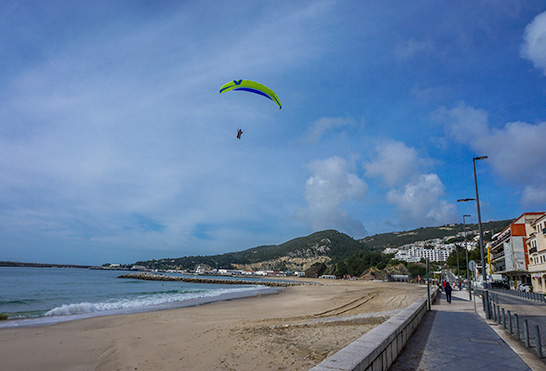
(136, 230, 366, 271)
(135, 220, 513, 272)
(358, 219, 513, 251)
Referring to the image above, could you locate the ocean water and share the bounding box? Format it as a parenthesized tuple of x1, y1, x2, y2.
(0, 267, 277, 328)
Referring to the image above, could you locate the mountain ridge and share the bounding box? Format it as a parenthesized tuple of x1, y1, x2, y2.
(136, 219, 513, 272)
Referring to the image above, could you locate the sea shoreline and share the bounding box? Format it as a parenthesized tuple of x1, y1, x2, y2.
(0, 280, 426, 370)
(0, 283, 282, 329)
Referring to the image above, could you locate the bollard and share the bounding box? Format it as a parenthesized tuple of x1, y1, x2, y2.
(492, 303, 496, 321)
(508, 311, 512, 334)
(497, 306, 501, 325)
(502, 308, 506, 329)
(535, 325, 543, 358)
(514, 314, 520, 340)
(524, 319, 530, 348)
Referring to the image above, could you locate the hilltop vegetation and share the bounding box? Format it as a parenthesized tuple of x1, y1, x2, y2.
(136, 230, 365, 272)
(358, 219, 512, 251)
(135, 219, 513, 276)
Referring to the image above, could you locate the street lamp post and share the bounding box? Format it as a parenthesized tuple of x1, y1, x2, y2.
(463, 214, 471, 300)
(457, 156, 489, 318)
(473, 156, 490, 319)
(455, 245, 461, 283)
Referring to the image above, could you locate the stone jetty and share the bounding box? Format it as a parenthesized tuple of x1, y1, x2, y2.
(118, 272, 302, 287)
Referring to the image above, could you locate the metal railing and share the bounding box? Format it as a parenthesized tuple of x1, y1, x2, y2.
(488, 292, 545, 358)
(489, 286, 546, 303)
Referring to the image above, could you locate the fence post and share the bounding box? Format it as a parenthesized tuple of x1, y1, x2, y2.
(502, 308, 506, 329)
(524, 319, 530, 348)
(535, 325, 543, 358)
(492, 302, 496, 321)
(514, 314, 520, 340)
(508, 311, 512, 334)
(497, 306, 501, 325)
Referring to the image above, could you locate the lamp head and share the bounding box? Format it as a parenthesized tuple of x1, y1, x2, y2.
(473, 156, 488, 161)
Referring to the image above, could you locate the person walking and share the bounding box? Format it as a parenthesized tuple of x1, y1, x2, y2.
(444, 281, 453, 304)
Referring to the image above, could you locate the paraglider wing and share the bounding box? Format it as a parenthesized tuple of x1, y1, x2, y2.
(219, 80, 282, 110)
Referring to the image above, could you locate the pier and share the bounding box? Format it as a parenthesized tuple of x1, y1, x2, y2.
(118, 272, 302, 287)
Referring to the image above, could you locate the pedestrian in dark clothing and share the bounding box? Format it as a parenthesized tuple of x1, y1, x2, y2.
(444, 282, 452, 303)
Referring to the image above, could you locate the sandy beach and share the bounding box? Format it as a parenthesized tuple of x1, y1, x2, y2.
(0, 279, 426, 370)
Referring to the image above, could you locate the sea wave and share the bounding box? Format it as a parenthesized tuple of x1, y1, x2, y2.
(45, 285, 263, 317)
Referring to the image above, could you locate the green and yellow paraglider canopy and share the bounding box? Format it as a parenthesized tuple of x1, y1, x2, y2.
(219, 80, 282, 110)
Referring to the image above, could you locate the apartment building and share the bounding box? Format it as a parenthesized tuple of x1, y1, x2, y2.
(394, 245, 454, 263)
(489, 212, 544, 289)
(527, 213, 546, 293)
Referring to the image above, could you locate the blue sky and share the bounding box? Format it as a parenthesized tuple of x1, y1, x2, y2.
(2, 1, 546, 266)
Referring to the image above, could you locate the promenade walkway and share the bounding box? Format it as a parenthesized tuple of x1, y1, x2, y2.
(390, 289, 537, 370)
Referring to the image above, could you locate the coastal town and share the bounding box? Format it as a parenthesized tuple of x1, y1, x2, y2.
(381, 211, 546, 294)
(98, 211, 546, 297)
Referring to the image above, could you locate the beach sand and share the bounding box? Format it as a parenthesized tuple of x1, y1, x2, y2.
(0, 280, 426, 370)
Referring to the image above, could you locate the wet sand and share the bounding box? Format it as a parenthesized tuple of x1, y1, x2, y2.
(0, 279, 426, 370)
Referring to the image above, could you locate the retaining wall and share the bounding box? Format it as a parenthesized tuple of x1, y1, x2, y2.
(311, 287, 438, 371)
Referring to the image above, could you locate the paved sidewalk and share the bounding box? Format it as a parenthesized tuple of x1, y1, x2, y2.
(390, 289, 533, 370)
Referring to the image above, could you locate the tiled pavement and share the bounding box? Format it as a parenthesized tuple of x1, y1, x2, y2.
(390, 289, 536, 370)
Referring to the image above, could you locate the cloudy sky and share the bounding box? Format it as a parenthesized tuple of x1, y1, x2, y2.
(2, 1, 546, 265)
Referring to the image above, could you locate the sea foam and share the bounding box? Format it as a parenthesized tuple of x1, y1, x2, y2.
(45, 285, 264, 317)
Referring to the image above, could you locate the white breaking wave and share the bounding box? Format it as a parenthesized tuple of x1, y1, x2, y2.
(45, 285, 264, 317)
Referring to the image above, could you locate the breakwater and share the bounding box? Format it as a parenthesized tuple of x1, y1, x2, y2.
(118, 272, 302, 287)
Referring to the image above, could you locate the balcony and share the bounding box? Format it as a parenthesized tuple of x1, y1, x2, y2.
(529, 246, 537, 254)
(492, 250, 505, 261)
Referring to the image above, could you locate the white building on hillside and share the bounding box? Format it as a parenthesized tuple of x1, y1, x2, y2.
(394, 246, 454, 263)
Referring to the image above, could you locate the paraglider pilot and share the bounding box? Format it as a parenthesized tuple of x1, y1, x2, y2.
(236, 128, 244, 139)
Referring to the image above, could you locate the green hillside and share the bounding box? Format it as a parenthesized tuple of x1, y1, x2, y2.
(136, 230, 366, 271)
(359, 219, 513, 251)
(135, 220, 514, 272)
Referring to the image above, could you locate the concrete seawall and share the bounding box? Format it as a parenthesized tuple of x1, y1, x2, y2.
(118, 272, 301, 287)
(311, 286, 439, 371)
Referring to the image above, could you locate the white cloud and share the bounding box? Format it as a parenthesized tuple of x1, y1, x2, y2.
(521, 10, 546, 76)
(363, 140, 423, 186)
(522, 185, 546, 205)
(303, 157, 367, 237)
(387, 174, 457, 225)
(436, 103, 546, 205)
(432, 103, 489, 144)
(304, 117, 356, 143)
(363, 139, 456, 228)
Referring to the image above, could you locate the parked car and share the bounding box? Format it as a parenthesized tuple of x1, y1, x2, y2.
(517, 283, 533, 292)
(489, 281, 510, 290)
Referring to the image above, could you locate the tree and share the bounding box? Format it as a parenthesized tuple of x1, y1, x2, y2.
(336, 261, 348, 276)
(407, 263, 426, 278)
